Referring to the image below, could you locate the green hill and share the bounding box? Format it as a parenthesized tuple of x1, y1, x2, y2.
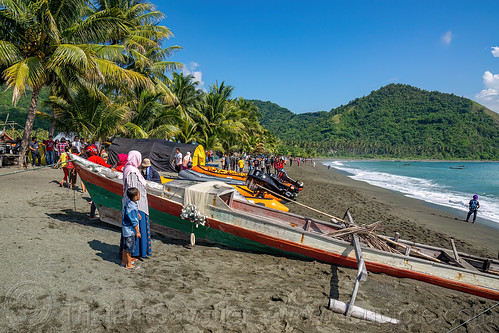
(0, 87, 52, 134)
(251, 84, 499, 159)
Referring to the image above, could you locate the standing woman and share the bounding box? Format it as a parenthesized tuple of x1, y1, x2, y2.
(182, 151, 192, 170)
(122, 151, 151, 258)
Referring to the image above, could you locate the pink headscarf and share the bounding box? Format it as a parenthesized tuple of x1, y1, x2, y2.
(123, 150, 146, 186)
(117, 154, 128, 166)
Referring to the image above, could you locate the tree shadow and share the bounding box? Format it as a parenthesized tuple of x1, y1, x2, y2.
(88, 239, 121, 264)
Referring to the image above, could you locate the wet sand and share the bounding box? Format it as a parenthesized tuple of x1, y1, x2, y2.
(1, 163, 498, 332)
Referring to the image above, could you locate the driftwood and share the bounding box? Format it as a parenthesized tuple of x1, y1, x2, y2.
(325, 222, 403, 254)
(376, 235, 442, 263)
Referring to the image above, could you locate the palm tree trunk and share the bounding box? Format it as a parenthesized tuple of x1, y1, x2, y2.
(19, 86, 42, 167)
(49, 118, 55, 136)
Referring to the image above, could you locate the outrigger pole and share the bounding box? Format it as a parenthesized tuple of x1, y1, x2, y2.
(327, 213, 399, 324)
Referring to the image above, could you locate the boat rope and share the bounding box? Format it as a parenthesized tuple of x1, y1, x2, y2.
(0, 160, 67, 177)
(255, 184, 346, 223)
(446, 302, 498, 333)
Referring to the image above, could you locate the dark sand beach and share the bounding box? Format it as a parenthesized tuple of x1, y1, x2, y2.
(1, 162, 498, 332)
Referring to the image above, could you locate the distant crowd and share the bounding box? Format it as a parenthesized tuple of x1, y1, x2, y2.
(218, 153, 316, 174)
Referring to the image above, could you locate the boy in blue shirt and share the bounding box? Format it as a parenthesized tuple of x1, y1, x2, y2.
(121, 187, 141, 269)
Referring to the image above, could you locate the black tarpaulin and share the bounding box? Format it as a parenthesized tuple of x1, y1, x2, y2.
(108, 138, 199, 172)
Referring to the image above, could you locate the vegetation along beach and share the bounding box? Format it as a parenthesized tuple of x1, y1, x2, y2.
(1, 1, 499, 332)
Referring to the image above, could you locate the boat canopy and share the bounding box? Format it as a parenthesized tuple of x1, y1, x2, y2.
(108, 138, 201, 173)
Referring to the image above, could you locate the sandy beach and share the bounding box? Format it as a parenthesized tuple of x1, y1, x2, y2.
(1, 162, 498, 332)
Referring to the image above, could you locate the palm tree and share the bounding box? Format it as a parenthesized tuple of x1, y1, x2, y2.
(0, 0, 150, 166)
(121, 86, 178, 138)
(168, 72, 203, 108)
(45, 88, 126, 140)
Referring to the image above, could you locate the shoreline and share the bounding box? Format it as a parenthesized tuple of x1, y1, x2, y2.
(285, 161, 499, 258)
(1, 164, 498, 332)
(321, 159, 499, 229)
(325, 163, 499, 230)
(317, 157, 499, 163)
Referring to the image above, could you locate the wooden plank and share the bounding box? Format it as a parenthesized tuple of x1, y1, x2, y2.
(450, 238, 460, 261)
(377, 235, 442, 263)
(441, 250, 480, 272)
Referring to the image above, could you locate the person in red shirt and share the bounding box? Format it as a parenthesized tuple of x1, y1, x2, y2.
(85, 145, 111, 167)
(43, 135, 55, 165)
(115, 154, 128, 172)
(84, 145, 113, 220)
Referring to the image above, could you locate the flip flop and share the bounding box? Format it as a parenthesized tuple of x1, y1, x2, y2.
(125, 265, 139, 270)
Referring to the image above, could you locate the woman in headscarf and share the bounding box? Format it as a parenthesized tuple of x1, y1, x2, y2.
(122, 150, 151, 259)
(182, 151, 192, 170)
(114, 154, 128, 172)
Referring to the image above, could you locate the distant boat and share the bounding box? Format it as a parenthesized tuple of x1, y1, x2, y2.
(450, 167, 464, 169)
(73, 155, 499, 300)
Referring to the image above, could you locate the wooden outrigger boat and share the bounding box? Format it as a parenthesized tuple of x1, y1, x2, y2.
(73, 155, 499, 301)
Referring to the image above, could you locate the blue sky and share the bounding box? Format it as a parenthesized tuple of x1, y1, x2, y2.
(156, 1, 499, 113)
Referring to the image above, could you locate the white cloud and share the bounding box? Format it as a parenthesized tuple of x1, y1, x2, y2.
(441, 31, 453, 45)
(475, 71, 499, 112)
(483, 71, 499, 89)
(492, 46, 499, 57)
(182, 61, 206, 91)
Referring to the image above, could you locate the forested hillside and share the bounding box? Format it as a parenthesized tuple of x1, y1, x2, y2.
(0, 87, 52, 132)
(252, 84, 499, 159)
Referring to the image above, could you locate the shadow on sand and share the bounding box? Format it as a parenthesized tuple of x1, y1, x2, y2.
(329, 265, 340, 299)
(46, 209, 119, 232)
(88, 239, 121, 264)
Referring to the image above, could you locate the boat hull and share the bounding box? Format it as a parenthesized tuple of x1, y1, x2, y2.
(75, 161, 499, 301)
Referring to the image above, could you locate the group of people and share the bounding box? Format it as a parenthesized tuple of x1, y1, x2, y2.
(54, 137, 109, 189)
(26, 135, 107, 167)
(173, 148, 192, 173)
(54, 141, 153, 269)
(219, 154, 288, 175)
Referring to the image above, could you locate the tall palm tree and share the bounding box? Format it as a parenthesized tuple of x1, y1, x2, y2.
(168, 72, 203, 108)
(0, 0, 150, 166)
(45, 88, 127, 140)
(121, 86, 178, 138)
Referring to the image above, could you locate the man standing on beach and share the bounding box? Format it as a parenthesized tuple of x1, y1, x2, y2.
(466, 195, 480, 223)
(29, 137, 41, 166)
(72, 136, 81, 153)
(43, 135, 55, 165)
(174, 148, 182, 173)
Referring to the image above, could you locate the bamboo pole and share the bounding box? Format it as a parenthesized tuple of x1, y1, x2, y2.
(255, 184, 346, 223)
(377, 235, 441, 263)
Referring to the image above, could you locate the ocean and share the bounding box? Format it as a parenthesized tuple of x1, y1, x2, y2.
(324, 160, 499, 229)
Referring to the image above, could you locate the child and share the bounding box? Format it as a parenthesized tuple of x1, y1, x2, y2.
(67, 147, 79, 189)
(57, 146, 70, 187)
(121, 187, 142, 269)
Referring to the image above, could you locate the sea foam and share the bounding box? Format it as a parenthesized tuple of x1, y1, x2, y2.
(326, 161, 499, 226)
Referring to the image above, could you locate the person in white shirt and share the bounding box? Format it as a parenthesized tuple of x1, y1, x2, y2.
(173, 148, 182, 173)
(72, 136, 82, 153)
